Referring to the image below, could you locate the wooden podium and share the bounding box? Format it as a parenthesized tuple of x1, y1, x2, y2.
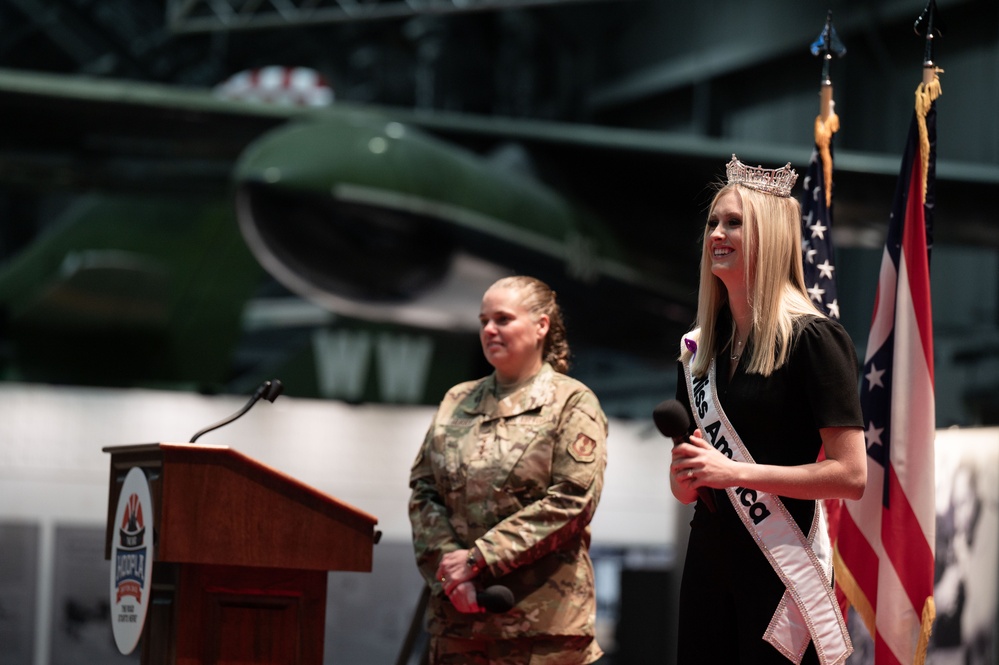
(103, 443, 379, 665)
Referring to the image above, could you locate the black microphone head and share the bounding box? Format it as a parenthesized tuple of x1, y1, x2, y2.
(477, 585, 515, 613)
(264, 379, 284, 402)
(252, 380, 271, 400)
(652, 399, 691, 439)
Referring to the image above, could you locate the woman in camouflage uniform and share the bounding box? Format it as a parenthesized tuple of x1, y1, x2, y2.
(409, 275, 608, 665)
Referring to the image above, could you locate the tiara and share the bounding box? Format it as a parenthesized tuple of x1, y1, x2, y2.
(725, 154, 798, 198)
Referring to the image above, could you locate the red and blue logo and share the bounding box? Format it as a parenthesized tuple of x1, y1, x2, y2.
(114, 492, 148, 603)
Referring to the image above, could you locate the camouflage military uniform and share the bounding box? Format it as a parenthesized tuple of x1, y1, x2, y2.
(409, 363, 608, 664)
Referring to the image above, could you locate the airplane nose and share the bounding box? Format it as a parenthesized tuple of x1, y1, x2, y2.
(236, 180, 452, 302)
(233, 117, 457, 302)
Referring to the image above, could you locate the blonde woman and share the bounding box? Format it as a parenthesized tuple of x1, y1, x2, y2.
(669, 156, 867, 664)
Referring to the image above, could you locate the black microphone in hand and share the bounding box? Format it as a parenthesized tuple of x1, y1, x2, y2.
(189, 379, 284, 443)
(652, 399, 693, 443)
(652, 399, 717, 512)
(477, 585, 515, 613)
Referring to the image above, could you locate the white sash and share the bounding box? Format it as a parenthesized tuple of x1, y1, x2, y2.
(681, 332, 852, 665)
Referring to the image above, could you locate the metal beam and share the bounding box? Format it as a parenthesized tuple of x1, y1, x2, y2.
(588, 0, 980, 111)
(4, 0, 104, 67)
(167, 0, 622, 33)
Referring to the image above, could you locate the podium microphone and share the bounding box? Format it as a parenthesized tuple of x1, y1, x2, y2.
(189, 379, 284, 443)
(652, 399, 717, 512)
(477, 585, 515, 613)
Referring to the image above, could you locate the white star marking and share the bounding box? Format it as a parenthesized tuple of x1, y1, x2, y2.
(866, 364, 886, 390)
(864, 421, 885, 450)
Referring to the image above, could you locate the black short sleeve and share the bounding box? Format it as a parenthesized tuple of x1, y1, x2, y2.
(790, 317, 864, 430)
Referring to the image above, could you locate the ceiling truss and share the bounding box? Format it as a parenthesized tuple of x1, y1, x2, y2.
(166, 0, 617, 33)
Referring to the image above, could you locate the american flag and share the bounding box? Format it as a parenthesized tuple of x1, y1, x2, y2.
(834, 75, 939, 664)
(801, 118, 840, 320)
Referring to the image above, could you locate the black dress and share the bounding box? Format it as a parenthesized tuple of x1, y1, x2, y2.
(674, 314, 863, 664)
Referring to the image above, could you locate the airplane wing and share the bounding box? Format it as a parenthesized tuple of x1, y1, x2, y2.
(0, 67, 296, 195)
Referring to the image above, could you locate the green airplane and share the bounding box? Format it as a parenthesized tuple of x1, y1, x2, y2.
(0, 67, 699, 405)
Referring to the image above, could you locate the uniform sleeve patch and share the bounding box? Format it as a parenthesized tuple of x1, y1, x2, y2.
(568, 433, 597, 463)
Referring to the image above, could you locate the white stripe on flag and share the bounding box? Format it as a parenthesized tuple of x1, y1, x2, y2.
(863, 248, 897, 366)
(891, 255, 936, 534)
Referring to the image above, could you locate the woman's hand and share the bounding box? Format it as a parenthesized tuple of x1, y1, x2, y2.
(436, 549, 476, 594)
(435, 550, 484, 613)
(672, 426, 867, 502)
(447, 581, 483, 614)
(670, 428, 734, 495)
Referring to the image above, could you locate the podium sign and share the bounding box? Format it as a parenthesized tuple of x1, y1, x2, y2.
(104, 443, 378, 665)
(110, 466, 155, 654)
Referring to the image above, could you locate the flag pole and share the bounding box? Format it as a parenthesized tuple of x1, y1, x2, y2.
(916, 0, 943, 86)
(812, 10, 845, 120)
(913, 3, 942, 661)
(914, 0, 943, 206)
(810, 10, 845, 207)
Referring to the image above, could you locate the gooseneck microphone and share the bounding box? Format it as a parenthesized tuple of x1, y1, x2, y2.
(189, 379, 284, 443)
(476, 585, 515, 613)
(652, 399, 717, 512)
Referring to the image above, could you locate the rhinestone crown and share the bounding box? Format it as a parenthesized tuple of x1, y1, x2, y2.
(725, 154, 798, 198)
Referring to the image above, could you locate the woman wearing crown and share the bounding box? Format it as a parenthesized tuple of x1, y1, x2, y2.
(668, 156, 867, 664)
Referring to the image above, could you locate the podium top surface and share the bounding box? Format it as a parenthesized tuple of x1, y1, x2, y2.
(104, 442, 378, 526)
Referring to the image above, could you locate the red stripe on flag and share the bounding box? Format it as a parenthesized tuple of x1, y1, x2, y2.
(869, 288, 882, 329)
(901, 157, 935, 382)
(875, 633, 904, 665)
(836, 508, 879, 609)
(881, 463, 935, 617)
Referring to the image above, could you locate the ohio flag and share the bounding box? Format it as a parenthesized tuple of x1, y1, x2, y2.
(833, 74, 939, 664)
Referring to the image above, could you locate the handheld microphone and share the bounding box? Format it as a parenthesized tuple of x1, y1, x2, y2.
(189, 379, 284, 443)
(652, 399, 717, 512)
(476, 585, 515, 613)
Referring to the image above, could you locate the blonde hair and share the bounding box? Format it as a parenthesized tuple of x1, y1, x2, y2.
(490, 275, 571, 374)
(684, 183, 822, 377)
